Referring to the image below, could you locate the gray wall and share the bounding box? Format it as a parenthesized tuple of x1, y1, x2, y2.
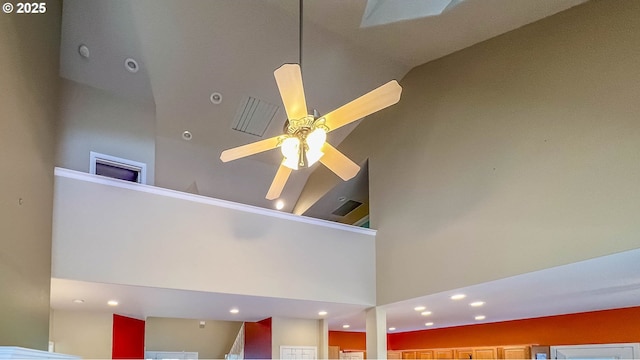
(56, 79, 156, 184)
(49, 310, 113, 358)
(271, 317, 321, 360)
(145, 317, 243, 359)
(300, 0, 640, 305)
(368, 0, 640, 304)
(0, 0, 61, 349)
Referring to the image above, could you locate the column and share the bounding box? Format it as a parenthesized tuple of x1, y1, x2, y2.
(318, 318, 329, 359)
(366, 306, 387, 359)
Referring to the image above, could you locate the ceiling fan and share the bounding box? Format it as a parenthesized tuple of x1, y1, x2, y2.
(220, 64, 402, 200)
(219, 0, 402, 201)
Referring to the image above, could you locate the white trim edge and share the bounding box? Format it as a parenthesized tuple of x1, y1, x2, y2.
(54, 167, 377, 236)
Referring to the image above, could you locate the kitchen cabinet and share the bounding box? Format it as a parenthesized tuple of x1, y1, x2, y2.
(455, 349, 473, 359)
(473, 348, 498, 359)
(402, 351, 417, 359)
(416, 350, 434, 359)
(499, 346, 531, 359)
(435, 349, 454, 359)
(388, 351, 402, 359)
(329, 346, 340, 360)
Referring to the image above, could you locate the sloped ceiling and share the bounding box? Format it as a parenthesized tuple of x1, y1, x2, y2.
(59, 0, 586, 219)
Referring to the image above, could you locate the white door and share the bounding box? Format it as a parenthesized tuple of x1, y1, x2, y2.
(552, 343, 640, 359)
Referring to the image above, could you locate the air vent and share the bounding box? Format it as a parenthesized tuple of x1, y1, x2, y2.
(331, 200, 363, 217)
(231, 96, 279, 137)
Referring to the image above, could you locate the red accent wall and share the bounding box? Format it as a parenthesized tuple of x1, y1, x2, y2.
(245, 317, 272, 359)
(329, 331, 367, 351)
(388, 307, 640, 350)
(112, 314, 145, 359)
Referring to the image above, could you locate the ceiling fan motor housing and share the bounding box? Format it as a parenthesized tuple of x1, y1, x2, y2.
(279, 114, 329, 168)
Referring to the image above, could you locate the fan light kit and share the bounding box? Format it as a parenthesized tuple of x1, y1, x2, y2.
(219, 0, 401, 200)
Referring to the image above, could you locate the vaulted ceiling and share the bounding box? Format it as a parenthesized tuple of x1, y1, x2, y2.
(59, 0, 586, 220)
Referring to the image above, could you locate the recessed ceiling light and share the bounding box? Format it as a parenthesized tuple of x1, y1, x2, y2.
(124, 58, 139, 73)
(388, 327, 396, 331)
(450, 294, 466, 300)
(425, 322, 434, 326)
(342, 324, 350, 329)
(210, 92, 223, 104)
(470, 301, 485, 307)
(72, 299, 85, 304)
(275, 200, 285, 210)
(475, 315, 486, 320)
(318, 311, 327, 316)
(414, 306, 426, 311)
(182, 130, 193, 141)
(107, 300, 118, 306)
(78, 44, 90, 59)
(229, 308, 239, 314)
(421, 311, 432, 316)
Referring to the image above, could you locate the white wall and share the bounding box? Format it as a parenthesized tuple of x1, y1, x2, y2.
(49, 310, 113, 359)
(56, 79, 156, 184)
(52, 169, 376, 305)
(271, 317, 320, 360)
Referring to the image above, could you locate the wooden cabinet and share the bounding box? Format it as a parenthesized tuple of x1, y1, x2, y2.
(473, 348, 498, 359)
(454, 349, 473, 359)
(402, 351, 417, 359)
(329, 346, 341, 360)
(435, 350, 454, 359)
(454, 348, 497, 359)
(393, 346, 530, 360)
(499, 346, 531, 360)
(394, 346, 529, 360)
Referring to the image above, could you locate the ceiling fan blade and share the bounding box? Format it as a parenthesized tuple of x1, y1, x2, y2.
(322, 80, 402, 132)
(319, 143, 360, 181)
(266, 163, 292, 200)
(274, 64, 308, 121)
(220, 136, 280, 162)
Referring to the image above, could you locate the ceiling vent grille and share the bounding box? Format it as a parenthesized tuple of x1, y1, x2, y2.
(331, 200, 363, 217)
(231, 96, 279, 137)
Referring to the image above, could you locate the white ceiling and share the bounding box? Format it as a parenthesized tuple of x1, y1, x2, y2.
(53, 0, 609, 334)
(51, 248, 640, 332)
